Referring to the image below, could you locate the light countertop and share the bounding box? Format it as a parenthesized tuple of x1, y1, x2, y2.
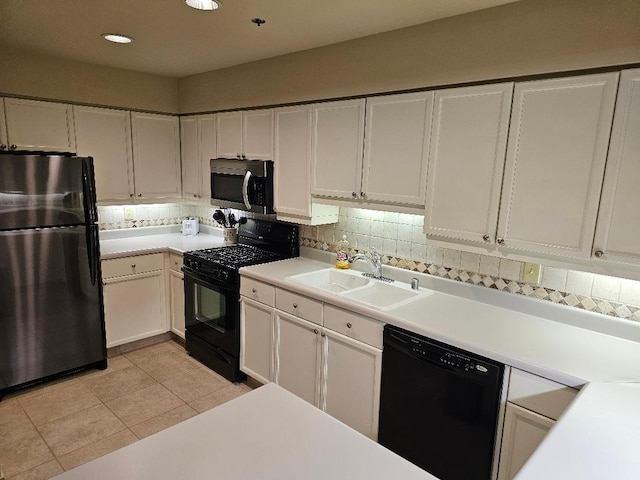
(99, 225, 225, 259)
(53, 383, 435, 480)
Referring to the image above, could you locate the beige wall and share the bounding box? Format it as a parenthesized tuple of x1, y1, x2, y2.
(178, 0, 640, 113)
(0, 45, 179, 113)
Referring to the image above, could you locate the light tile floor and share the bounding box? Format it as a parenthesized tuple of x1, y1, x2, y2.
(0, 340, 252, 479)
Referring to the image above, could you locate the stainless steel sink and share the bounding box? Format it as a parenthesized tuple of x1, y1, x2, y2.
(285, 268, 433, 310)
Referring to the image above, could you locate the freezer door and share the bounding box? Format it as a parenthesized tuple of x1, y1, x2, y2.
(0, 153, 94, 230)
(0, 225, 106, 392)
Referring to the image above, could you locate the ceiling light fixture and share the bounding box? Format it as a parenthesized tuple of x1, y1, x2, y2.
(102, 33, 134, 44)
(185, 0, 221, 11)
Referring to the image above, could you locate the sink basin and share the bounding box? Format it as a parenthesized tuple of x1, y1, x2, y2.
(346, 280, 432, 311)
(286, 268, 371, 293)
(286, 268, 434, 311)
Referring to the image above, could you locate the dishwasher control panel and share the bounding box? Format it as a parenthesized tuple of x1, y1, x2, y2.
(409, 337, 491, 375)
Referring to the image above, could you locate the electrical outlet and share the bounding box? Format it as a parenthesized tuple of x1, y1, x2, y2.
(523, 262, 542, 285)
(124, 207, 135, 221)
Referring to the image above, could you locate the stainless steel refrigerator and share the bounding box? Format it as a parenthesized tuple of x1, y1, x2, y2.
(0, 152, 107, 400)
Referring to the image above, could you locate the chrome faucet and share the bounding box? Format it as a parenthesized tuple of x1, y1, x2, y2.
(350, 247, 384, 279)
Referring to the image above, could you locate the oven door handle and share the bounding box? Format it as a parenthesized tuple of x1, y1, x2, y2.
(182, 267, 238, 295)
(242, 170, 252, 210)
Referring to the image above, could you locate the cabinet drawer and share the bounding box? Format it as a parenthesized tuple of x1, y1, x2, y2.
(102, 253, 164, 279)
(324, 305, 383, 349)
(169, 253, 183, 272)
(507, 369, 578, 421)
(240, 277, 275, 306)
(276, 289, 323, 326)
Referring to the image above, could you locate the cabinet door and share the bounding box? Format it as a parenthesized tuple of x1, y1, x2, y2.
(424, 83, 513, 243)
(362, 92, 433, 205)
(4, 98, 76, 152)
(0, 98, 7, 149)
(274, 311, 322, 405)
(103, 270, 167, 348)
(169, 270, 185, 339)
(216, 111, 242, 159)
(74, 106, 134, 202)
(131, 113, 181, 198)
(240, 298, 274, 384)
(311, 99, 366, 199)
(593, 69, 640, 265)
(498, 403, 555, 480)
(274, 105, 312, 217)
(198, 114, 216, 199)
(497, 73, 619, 258)
(180, 116, 200, 199)
(243, 109, 273, 160)
(321, 329, 382, 440)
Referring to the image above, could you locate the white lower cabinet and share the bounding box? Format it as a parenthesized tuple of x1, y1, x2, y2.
(102, 253, 167, 348)
(168, 253, 185, 339)
(497, 369, 578, 479)
(239, 279, 383, 439)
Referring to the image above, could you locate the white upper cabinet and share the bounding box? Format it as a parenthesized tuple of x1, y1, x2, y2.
(3, 98, 76, 152)
(216, 109, 273, 160)
(74, 106, 134, 202)
(496, 73, 619, 258)
(131, 112, 181, 199)
(362, 92, 434, 205)
(180, 114, 216, 200)
(311, 99, 366, 199)
(593, 69, 640, 265)
(273, 105, 340, 224)
(424, 83, 513, 244)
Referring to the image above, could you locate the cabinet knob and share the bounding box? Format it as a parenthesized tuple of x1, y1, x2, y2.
(594, 250, 604, 258)
(292, 303, 298, 308)
(360, 192, 366, 198)
(313, 329, 319, 335)
(236, 153, 241, 159)
(321, 333, 326, 337)
(483, 234, 490, 242)
(352, 192, 357, 198)
(497, 237, 505, 245)
(252, 288, 257, 293)
(193, 194, 198, 198)
(131, 263, 136, 268)
(0, 144, 6, 150)
(137, 193, 142, 197)
(241, 154, 247, 160)
(10, 144, 17, 150)
(129, 193, 134, 198)
(346, 323, 352, 329)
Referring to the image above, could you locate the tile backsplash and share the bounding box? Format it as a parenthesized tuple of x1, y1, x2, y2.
(301, 207, 640, 323)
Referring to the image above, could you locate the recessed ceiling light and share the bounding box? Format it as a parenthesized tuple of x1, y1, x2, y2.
(102, 33, 134, 44)
(185, 0, 221, 11)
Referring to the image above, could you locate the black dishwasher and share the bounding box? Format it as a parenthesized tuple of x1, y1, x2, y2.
(378, 325, 504, 480)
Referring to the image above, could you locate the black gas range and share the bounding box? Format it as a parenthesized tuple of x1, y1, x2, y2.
(182, 219, 298, 381)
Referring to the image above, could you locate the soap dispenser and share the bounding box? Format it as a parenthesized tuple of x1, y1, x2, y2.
(335, 235, 350, 269)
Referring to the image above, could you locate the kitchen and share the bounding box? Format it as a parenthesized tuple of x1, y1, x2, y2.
(1, 0, 640, 478)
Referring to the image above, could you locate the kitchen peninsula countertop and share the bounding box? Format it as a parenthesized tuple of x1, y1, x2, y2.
(53, 383, 434, 480)
(99, 225, 224, 259)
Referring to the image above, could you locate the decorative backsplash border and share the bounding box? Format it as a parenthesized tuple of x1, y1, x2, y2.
(300, 237, 640, 322)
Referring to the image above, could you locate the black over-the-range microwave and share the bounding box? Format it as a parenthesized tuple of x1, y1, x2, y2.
(210, 158, 275, 214)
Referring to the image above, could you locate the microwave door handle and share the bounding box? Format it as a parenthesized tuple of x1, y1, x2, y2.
(242, 170, 252, 210)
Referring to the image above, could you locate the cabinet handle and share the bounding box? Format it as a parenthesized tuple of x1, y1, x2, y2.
(10, 144, 17, 150)
(483, 234, 490, 242)
(351, 192, 357, 198)
(497, 237, 505, 245)
(131, 263, 136, 268)
(594, 250, 604, 258)
(292, 303, 298, 308)
(313, 329, 319, 335)
(346, 322, 352, 329)
(252, 288, 257, 293)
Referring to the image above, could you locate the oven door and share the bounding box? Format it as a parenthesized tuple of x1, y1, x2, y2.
(183, 269, 239, 356)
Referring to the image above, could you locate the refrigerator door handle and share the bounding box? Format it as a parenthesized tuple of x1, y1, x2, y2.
(81, 157, 100, 285)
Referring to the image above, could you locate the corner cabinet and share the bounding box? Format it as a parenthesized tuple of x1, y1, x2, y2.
(239, 278, 382, 439)
(273, 105, 339, 225)
(101, 253, 168, 348)
(3, 98, 76, 152)
(74, 106, 134, 202)
(424, 83, 513, 244)
(180, 114, 216, 201)
(592, 68, 640, 265)
(131, 112, 181, 199)
(216, 109, 273, 160)
(496, 73, 619, 258)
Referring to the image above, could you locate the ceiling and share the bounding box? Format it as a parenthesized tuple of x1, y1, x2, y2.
(0, 0, 518, 78)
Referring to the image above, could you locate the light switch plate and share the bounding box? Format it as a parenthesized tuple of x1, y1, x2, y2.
(523, 262, 542, 285)
(124, 207, 135, 221)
